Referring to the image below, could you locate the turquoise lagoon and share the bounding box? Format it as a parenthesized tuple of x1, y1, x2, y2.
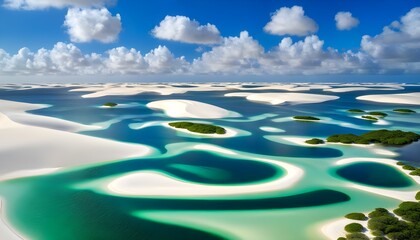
(0, 84, 419, 240)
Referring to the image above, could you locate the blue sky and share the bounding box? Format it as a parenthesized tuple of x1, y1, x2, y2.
(0, 0, 419, 82)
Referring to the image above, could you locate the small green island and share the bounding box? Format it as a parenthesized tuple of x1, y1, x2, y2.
(293, 116, 320, 121)
(326, 129, 420, 145)
(368, 111, 388, 117)
(361, 115, 378, 121)
(305, 138, 325, 144)
(168, 121, 226, 134)
(347, 109, 365, 113)
(393, 109, 417, 113)
(103, 102, 118, 107)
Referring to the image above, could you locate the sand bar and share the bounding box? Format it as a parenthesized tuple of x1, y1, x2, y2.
(225, 92, 339, 105)
(356, 92, 420, 105)
(147, 99, 241, 119)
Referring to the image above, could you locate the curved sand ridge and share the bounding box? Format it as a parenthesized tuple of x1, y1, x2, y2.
(225, 92, 339, 105)
(147, 99, 241, 119)
(0, 199, 24, 240)
(81, 144, 304, 198)
(356, 92, 420, 105)
(0, 100, 153, 181)
(0, 99, 101, 132)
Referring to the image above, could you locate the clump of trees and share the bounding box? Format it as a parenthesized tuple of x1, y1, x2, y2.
(345, 213, 367, 221)
(168, 122, 226, 134)
(347, 109, 365, 113)
(393, 109, 416, 113)
(396, 162, 420, 176)
(103, 102, 118, 107)
(326, 130, 420, 146)
(339, 200, 420, 240)
(305, 138, 324, 144)
(293, 116, 320, 121)
(362, 115, 378, 121)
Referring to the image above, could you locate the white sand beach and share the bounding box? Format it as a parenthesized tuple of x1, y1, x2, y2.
(259, 126, 285, 133)
(0, 100, 153, 180)
(225, 92, 339, 105)
(0, 99, 101, 132)
(356, 92, 420, 105)
(324, 86, 402, 93)
(147, 99, 241, 118)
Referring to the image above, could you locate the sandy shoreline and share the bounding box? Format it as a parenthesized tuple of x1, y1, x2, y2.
(0, 99, 153, 181)
(356, 92, 420, 105)
(147, 99, 241, 119)
(225, 92, 339, 105)
(0, 198, 25, 240)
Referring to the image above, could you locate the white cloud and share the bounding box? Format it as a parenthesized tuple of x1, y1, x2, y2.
(1, 8, 420, 77)
(152, 16, 221, 44)
(3, 0, 115, 10)
(0, 43, 187, 75)
(335, 12, 359, 30)
(361, 7, 420, 72)
(64, 8, 122, 43)
(264, 6, 318, 36)
(192, 31, 263, 73)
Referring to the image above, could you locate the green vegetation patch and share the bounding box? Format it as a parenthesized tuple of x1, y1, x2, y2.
(345, 223, 364, 233)
(368, 111, 388, 117)
(361, 115, 378, 121)
(393, 201, 420, 222)
(345, 233, 369, 240)
(347, 109, 365, 113)
(416, 191, 420, 201)
(103, 102, 118, 107)
(393, 109, 416, 113)
(293, 116, 320, 121)
(327, 130, 420, 146)
(345, 213, 367, 221)
(305, 138, 324, 144)
(168, 122, 226, 135)
(402, 165, 416, 171)
(344, 198, 420, 240)
(410, 169, 420, 176)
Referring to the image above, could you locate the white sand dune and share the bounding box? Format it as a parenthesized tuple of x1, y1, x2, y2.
(225, 92, 339, 105)
(104, 144, 303, 198)
(0, 110, 152, 180)
(259, 126, 285, 133)
(107, 165, 302, 197)
(0, 99, 101, 132)
(356, 92, 420, 105)
(324, 86, 403, 93)
(147, 99, 241, 119)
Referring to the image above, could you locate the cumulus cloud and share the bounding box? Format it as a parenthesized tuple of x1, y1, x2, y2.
(1, 8, 420, 76)
(152, 16, 221, 44)
(3, 0, 115, 10)
(361, 7, 420, 61)
(0, 43, 187, 75)
(335, 12, 359, 30)
(192, 31, 263, 73)
(264, 6, 318, 36)
(64, 8, 122, 43)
